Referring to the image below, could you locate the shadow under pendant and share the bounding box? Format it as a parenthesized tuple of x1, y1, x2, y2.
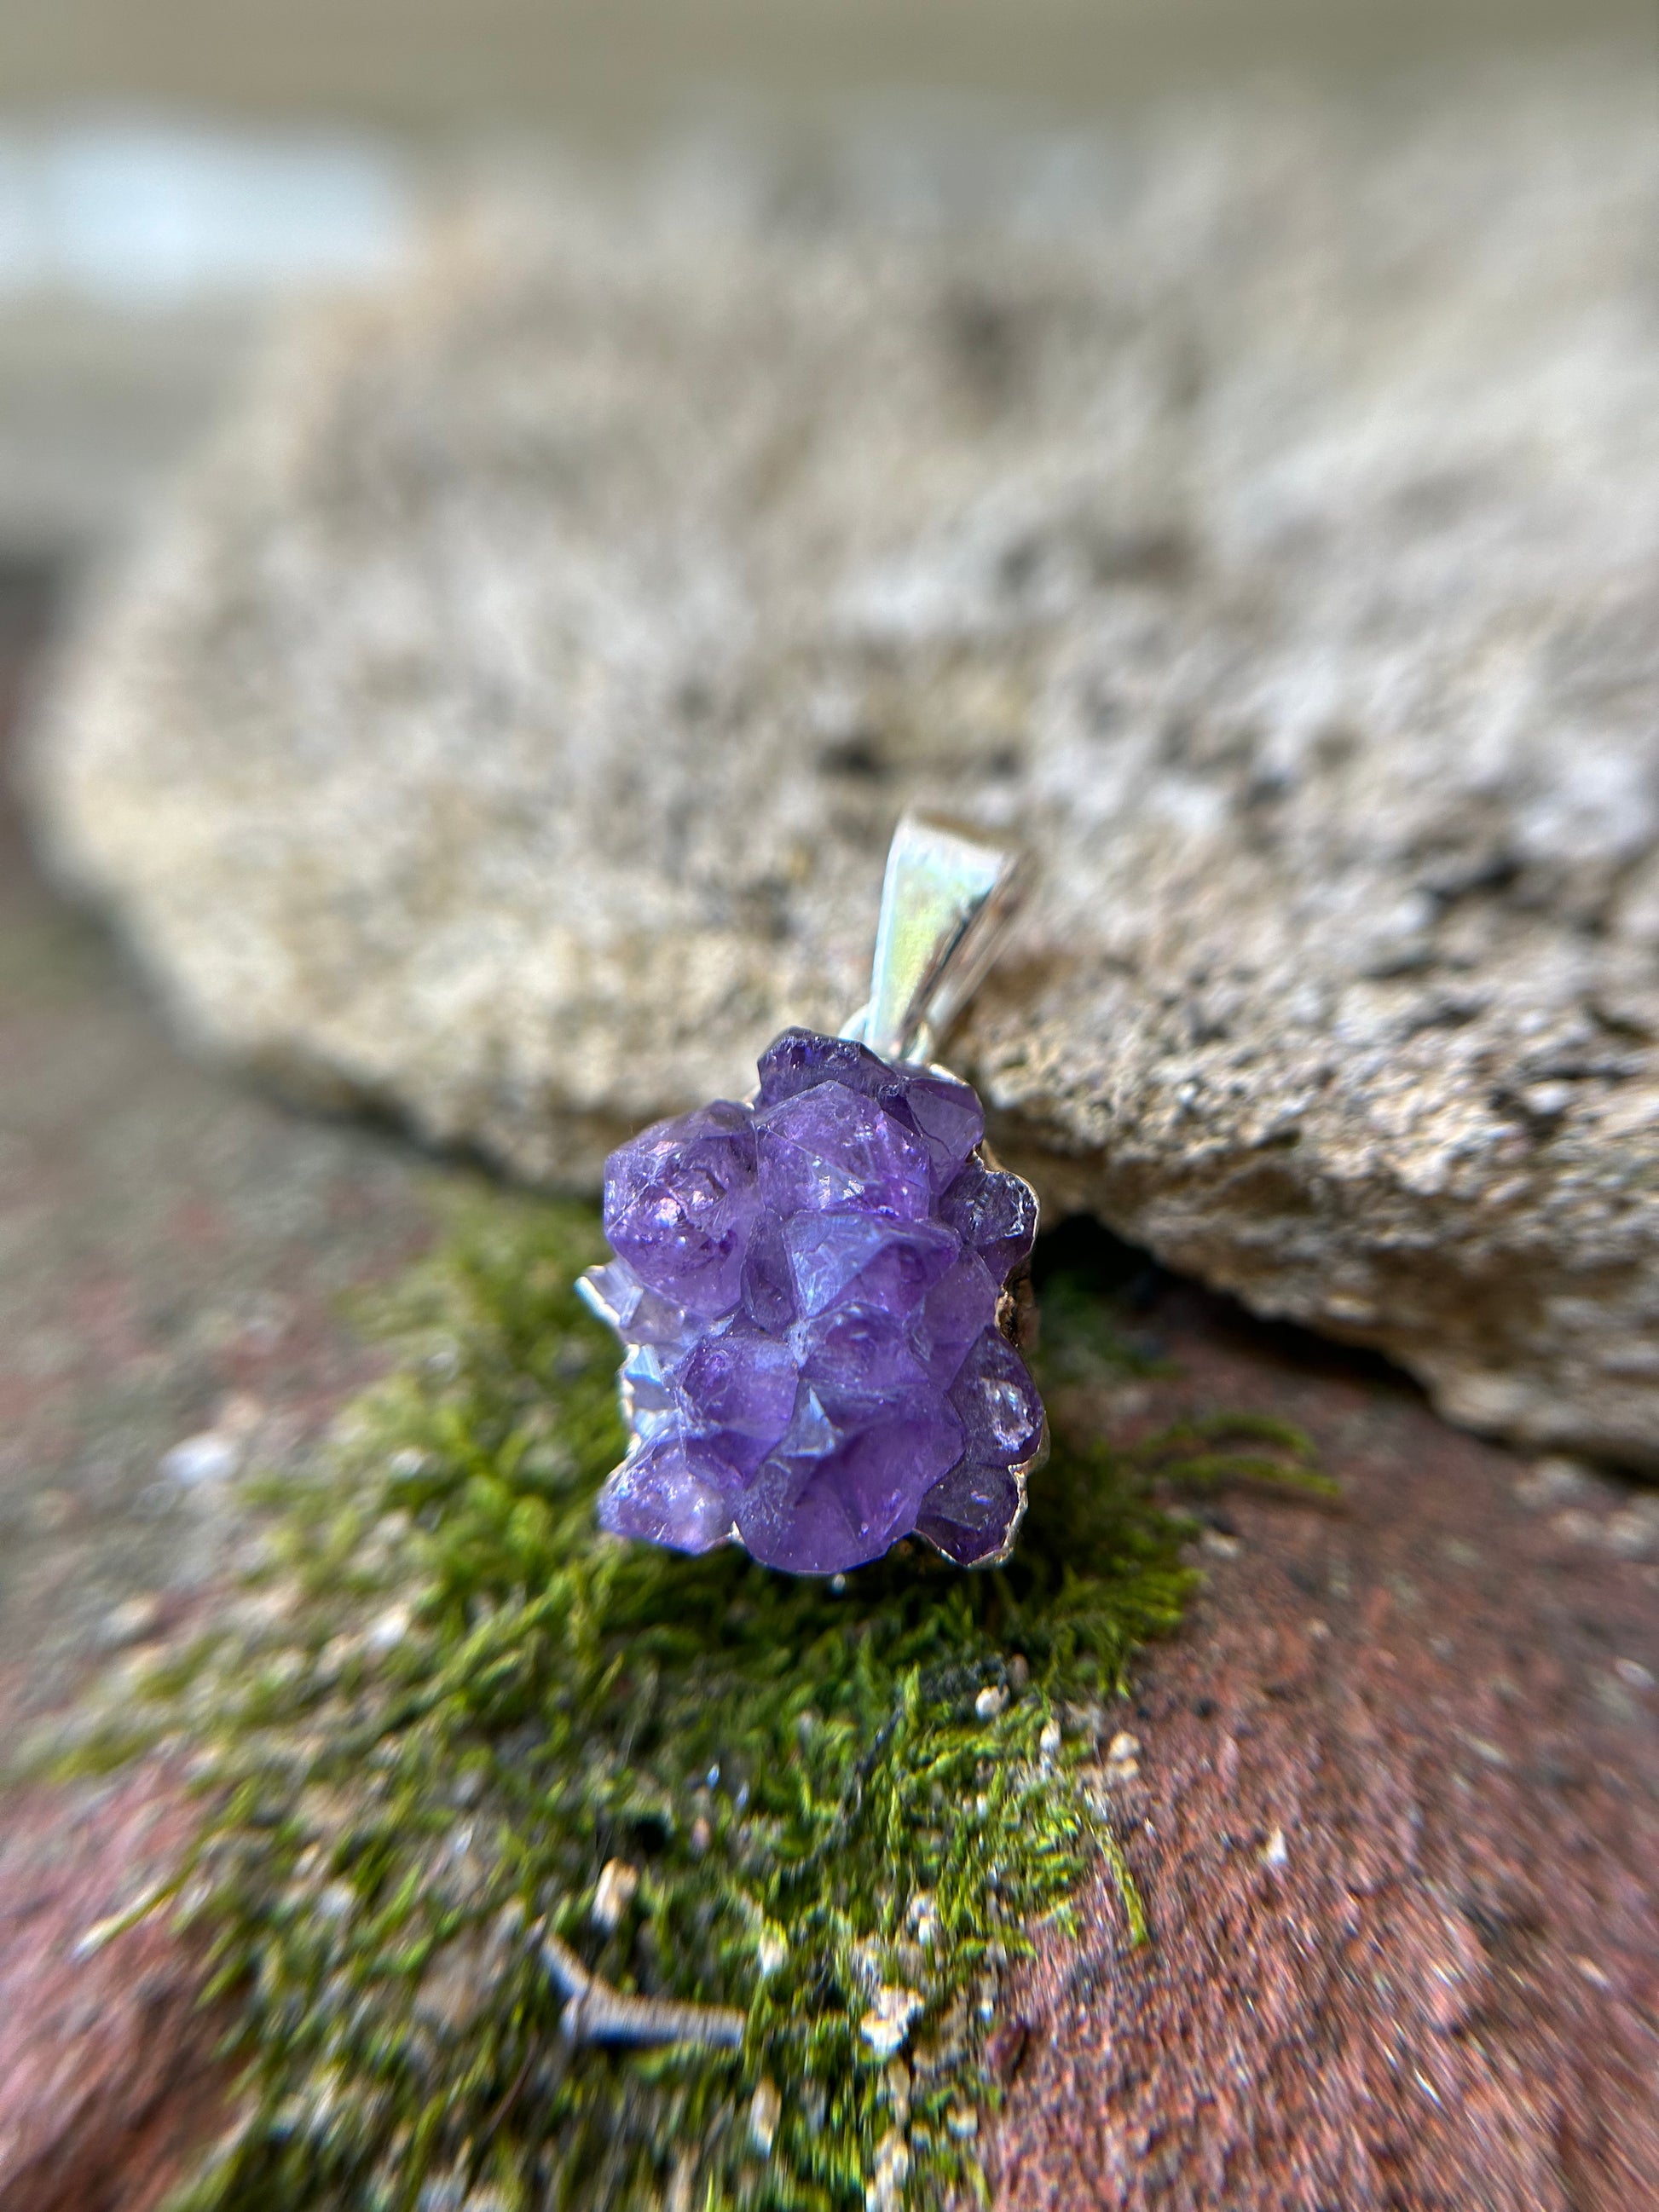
(578, 817, 1045, 1575)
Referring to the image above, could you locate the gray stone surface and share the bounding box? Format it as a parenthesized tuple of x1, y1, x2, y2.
(26, 64, 1659, 1463)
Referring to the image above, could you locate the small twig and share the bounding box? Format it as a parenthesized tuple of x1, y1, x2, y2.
(72, 1869, 188, 1960)
(462, 2044, 539, 2194)
(475, 2047, 535, 2153)
(540, 1930, 745, 2049)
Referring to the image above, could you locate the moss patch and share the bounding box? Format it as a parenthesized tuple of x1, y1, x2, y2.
(89, 1191, 1322, 2212)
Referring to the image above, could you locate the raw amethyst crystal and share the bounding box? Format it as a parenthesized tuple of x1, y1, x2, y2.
(581, 1028, 1043, 1574)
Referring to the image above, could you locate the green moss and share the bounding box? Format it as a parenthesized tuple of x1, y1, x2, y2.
(92, 1189, 1322, 2212)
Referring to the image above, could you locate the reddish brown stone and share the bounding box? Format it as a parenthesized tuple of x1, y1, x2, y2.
(989, 1279, 1659, 2210)
(0, 1768, 233, 2212)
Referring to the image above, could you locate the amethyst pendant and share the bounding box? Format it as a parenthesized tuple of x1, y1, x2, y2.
(579, 817, 1043, 1575)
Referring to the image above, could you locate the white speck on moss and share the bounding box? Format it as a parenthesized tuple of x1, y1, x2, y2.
(860, 1986, 923, 2059)
(749, 2077, 782, 2155)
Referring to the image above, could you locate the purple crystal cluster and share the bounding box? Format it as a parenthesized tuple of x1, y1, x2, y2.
(580, 1028, 1043, 1574)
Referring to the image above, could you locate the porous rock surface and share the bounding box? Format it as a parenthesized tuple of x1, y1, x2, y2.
(27, 63, 1659, 1461)
(990, 1272, 1659, 2212)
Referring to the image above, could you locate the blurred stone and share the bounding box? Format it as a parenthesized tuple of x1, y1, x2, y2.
(986, 1268, 1659, 2211)
(0, 573, 438, 1724)
(590, 1857, 640, 1932)
(95, 1593, 163, 1649)
(26, 62, 1659, 1462)
(158, 1429, 241, 1488)
(0, 1768, 233, 2212)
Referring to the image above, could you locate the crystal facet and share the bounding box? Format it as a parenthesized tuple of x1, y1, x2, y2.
(584, 1028, 1042, 1572)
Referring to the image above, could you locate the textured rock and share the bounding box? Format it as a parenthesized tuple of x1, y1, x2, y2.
(0, 1768, 234, 2212)
(989, 1256, 1659, 2212)
(26, 62, 1659, 1462)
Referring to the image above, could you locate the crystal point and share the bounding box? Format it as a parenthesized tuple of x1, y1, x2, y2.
(756, 1083, 934, 1221)
(597, 1436, 738, 1553)
(939, 1159, 1038, 1280)
(603, 1100, 760, 1317)
(916, 1460, 1026, 1566)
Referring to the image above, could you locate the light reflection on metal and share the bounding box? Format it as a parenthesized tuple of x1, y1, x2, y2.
(841, 811, 1028, 1066)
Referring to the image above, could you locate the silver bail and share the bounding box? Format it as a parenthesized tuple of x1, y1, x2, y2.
(842, 811, 1027, 1065)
